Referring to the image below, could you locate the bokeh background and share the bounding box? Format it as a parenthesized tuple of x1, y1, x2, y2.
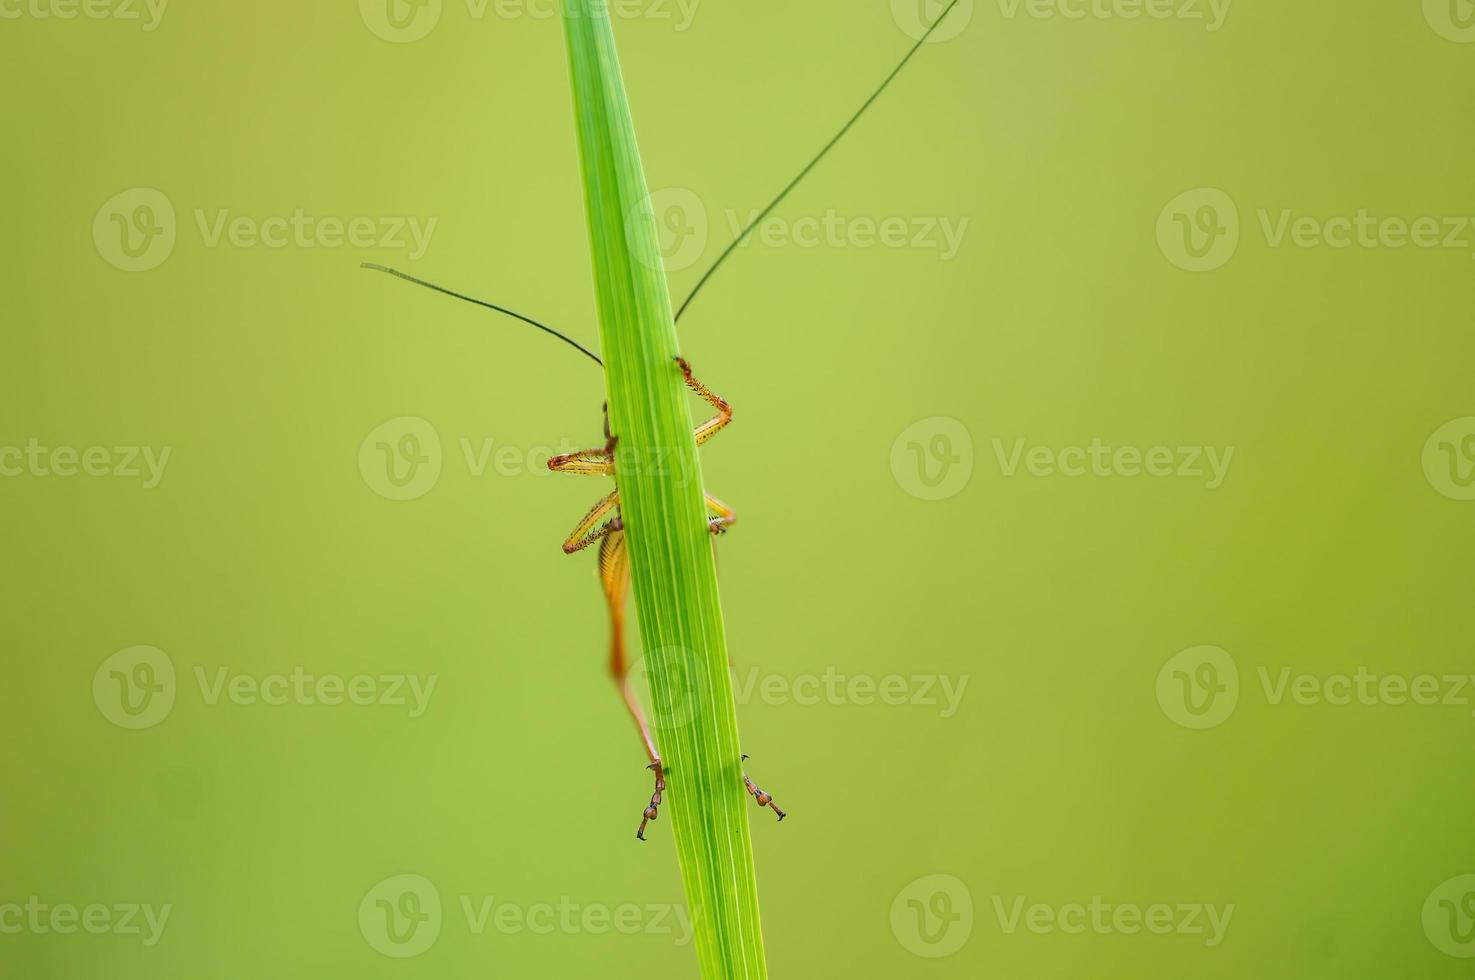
(3, 1, 1474, 977)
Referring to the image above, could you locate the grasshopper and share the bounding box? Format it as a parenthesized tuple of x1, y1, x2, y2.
(365, 1, 961, 838)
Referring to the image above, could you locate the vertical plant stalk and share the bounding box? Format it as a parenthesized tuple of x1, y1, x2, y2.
(561, 3, 768, 980)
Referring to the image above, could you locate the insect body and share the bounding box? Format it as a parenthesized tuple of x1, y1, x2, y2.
(363, 0, 959, 840)
(547, 357, 784, 838)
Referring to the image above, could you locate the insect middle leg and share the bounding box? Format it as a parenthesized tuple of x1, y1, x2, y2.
(561, 490, 622, 555)
(706, 493, 737, 536)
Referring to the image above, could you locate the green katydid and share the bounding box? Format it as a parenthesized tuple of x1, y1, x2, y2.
(364, 0, 962, 838)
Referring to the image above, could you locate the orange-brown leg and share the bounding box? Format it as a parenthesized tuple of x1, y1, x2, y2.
(561, 490, 621, 555)
(742, 755, 786, 822)
(548, 447, 614, 477)
(548, 403, 619, 477)
(675, 357, 733, 447)
(706, 492, 737, 536)
(598, 531, 669, 840)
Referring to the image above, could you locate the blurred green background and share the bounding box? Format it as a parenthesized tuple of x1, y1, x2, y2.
(3, 1, 1474, 977)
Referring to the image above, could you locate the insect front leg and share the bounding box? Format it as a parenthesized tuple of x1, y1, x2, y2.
(547, 403, 619, 477)
(674, 357, 733, 447)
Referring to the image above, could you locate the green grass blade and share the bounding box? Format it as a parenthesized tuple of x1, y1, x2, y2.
(560, 4, 768, 979)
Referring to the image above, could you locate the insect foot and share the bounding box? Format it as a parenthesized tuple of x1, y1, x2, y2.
(741, 755, 787, 823)
(636, 761, 667, 841)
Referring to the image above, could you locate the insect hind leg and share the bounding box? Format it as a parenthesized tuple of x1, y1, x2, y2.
(599, 531, 668, 840)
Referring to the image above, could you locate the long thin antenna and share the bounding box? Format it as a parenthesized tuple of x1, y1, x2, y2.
(361, 262, 604, 368)
(673, 0, 962, 323)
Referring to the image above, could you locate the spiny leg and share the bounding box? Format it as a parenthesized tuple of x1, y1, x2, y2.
(706, 493, 737, 536)
(562, 490, 621, 555)
(599, 531, 667, 840)
(741, 755, 787, 822)
(547, 447, 614, 477)
(674, 357, 733, 447)
(547, 403, 619, 477)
